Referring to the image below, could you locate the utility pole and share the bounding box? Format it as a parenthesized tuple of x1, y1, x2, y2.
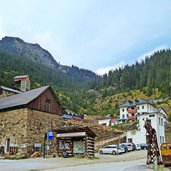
(43, 132, 47, 158)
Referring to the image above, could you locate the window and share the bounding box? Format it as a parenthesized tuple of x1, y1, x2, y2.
(122, 114, 124, 118)
(161, 118, 163, 126)
(128, 138, 133, 143)
(142, 106, 144, 109)
(145, 119, 151, 124)
(122, 109, 124, 112)
(160, 136, 164, 144)
(137, 106, 139, 110)
(45, 98, 51, 112)
(149, 114, 155, 117)
(0, 89, 3, 95)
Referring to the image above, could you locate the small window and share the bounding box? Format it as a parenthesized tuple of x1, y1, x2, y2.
(137, 106, 139, 110)
(128, 138, 132, 143)
(122, 109, 124, 112)
(45, 98, 51, 112)
(0, 89, 3, 95)
(149, 114, 155, 117)
(142, 106, 144, 109)
(161, 118, 163, 126)
(122, 114, 124, 118)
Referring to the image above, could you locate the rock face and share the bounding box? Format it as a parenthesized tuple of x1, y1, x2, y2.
(0, 36, 99, 84)
(0, 36, 59, 69)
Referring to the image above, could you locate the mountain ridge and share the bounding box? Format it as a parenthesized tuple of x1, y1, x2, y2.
(0, 36, 100, 84)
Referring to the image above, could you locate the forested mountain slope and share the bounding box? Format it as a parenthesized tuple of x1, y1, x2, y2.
(98, 50, 171, 97)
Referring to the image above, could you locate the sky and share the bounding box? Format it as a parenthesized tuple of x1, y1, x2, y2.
(0, 0, 171, 75)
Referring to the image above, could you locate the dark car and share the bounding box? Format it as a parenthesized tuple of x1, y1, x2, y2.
(131, 143, 136, 151)
(140, 143, 148, 150)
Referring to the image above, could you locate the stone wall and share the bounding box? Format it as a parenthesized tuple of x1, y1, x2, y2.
(27, 109, 63, 154)
(0, 108, 63, 155)
(0, 108, 28, 152)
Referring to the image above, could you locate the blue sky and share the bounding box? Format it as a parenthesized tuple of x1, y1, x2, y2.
(0, 0, 171, 75)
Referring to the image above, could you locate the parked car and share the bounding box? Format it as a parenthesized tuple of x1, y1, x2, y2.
(119, 143, 128, 152)
(140, 143, 148, 150)
(121, 143, 133, 151)
(135, 144, 141, 150)
(131, 143, 136, 151)
(99, 144, 124, 155)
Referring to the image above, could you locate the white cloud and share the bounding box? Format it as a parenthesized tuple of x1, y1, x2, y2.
(137, 46, 168, 63)
(31, 31, 60, 57)
(31, 32, 81, 66)
(95, 62, 125, 76)
(0, 15, 6, 39)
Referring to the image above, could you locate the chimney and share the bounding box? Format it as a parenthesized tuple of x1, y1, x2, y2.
(13, 75, 31, 92)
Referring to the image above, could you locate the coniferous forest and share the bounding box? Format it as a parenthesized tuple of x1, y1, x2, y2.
(98, 50, 171, 97)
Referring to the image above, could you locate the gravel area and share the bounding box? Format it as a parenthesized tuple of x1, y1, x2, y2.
(96, 150, 147, 162)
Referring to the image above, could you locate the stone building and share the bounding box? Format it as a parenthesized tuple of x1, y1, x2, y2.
(0, 86, 21, 99)
(0, 85, 64, 155)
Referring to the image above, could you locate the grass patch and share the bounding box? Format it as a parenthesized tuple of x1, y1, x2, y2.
(165, 132, 171, 143)
(88, 156, 99, 160)
(147, 164, 170, 171)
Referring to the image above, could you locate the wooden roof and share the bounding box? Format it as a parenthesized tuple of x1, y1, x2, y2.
(0, 85, 64, 114)
(0, 86, 49, 110)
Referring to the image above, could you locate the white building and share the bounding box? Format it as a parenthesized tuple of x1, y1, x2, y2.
(119, 99, 167, 146)
(120, 99, 157, 121)
(98, 118, 119, 126)
(98, 119, 111, 126)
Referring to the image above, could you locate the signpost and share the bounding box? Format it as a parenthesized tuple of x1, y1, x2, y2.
(43, 131, 54, 158)
(48, 131, 54, 140)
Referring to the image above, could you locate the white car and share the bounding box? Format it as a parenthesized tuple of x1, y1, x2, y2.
(121, 143, 133, 151)
(99, 144, 124, 155)
(135, 144, 141, 150)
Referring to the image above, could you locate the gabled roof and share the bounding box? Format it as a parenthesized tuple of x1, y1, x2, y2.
(0, 86, 21, 94)
(0, 86, 49, 111)
(54, 126, 96, 138)
(120, 99, 155, 108)
(14, 75, 29, 79)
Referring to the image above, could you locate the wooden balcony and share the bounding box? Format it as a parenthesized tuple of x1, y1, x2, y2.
(127, 109, 137, 114)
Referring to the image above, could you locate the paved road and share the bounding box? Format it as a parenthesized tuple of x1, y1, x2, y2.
(0, 158, 154, 171)
(43, 159, 154, 171)
(0, 151, 157, 171)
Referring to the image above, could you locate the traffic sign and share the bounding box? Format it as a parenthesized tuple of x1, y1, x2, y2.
(48, 131, 54, 140)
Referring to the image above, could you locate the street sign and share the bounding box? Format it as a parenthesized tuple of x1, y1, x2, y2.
(34, 143, 41, 148)
(48, 131, 54, 140)
(46, 145, 49, 150)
